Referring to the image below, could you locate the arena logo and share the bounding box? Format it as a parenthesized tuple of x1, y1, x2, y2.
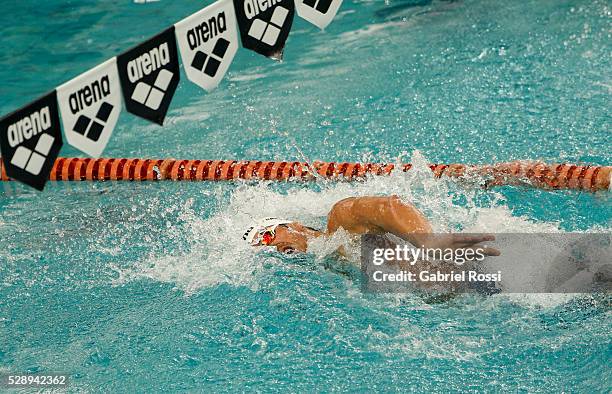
(57, 58, 122, 157)
(6, 108, 51, 150)
(117, 27, 180, 125)
(175, 0, 239, 92)
(295, 0, 343, 29)
(233, 0, 294, 58)
(0, 92, 63, 190)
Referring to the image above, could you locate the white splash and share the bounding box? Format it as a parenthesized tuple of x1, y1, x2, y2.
(113, 151, 609, 305)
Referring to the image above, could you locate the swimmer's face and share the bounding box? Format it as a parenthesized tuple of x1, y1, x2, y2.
(267, 223, 311, 254)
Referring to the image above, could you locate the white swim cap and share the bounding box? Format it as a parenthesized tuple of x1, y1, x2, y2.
(243, 217, 293, 245)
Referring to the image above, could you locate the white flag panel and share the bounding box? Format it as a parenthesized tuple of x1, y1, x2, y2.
(175, 0, 239, 92)
(295, 0, 343, 29)
(57, 58, 122, 157)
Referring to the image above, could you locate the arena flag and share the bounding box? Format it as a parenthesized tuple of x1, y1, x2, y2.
(0, 92, 63, 190)
(175, 0, 239, 92)
(295, 0, 343, 29)
(57, 58, 122, 157)
(117, 27, 180, 125)
(233, 0, 295, 59)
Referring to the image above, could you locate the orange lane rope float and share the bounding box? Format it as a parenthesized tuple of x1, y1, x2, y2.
(0, 158, 610, 192)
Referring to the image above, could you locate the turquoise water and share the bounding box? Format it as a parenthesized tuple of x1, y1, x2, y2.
(1, 0, 611, 392)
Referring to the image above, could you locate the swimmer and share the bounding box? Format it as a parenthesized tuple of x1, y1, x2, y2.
(243, 195, 501, 257)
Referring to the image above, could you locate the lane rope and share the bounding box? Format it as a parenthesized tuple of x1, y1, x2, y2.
(1, 158, 610, 191)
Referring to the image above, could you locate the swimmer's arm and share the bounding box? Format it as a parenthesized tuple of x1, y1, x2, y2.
(327, 196, 499, 255)
(364, 195, 434, 247)
(327, 195, 433, 247)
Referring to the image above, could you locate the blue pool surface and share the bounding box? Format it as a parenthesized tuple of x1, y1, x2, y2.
(0, 0, 611, 392)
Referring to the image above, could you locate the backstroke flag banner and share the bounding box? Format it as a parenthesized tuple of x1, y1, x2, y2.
(1, 0, 345, 190)
(175, 0, 239, 92)
(233, 0, 295, 59)
(295, 0, 343, 29)
(57, 58, 122, 157)
(117, 27, 180, 125)
(0, 92, 63, 190)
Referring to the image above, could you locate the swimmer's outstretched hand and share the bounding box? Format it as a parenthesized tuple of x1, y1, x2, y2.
(422, 233, 501, 256)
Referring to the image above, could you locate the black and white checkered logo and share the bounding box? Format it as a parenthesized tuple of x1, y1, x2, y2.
(130, 69, 174, 111)
(247, 6, 289, 46)
(0, 92, 63, 190)
(302, 0, 333, 14)
(234, 0, 295, 58)
(117, 27, 180, 125)
(295, 0, 343, 29)
(175, 0, 239, 92)
(191, 38, 230, 78)
(72, 102, 113, 142)
(10, 134, 55, 176)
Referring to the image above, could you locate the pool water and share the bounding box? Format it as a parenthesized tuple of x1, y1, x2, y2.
(0, 0, 610, 392)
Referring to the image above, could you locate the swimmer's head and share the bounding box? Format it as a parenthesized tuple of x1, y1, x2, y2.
(243, 218, 321, 254)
